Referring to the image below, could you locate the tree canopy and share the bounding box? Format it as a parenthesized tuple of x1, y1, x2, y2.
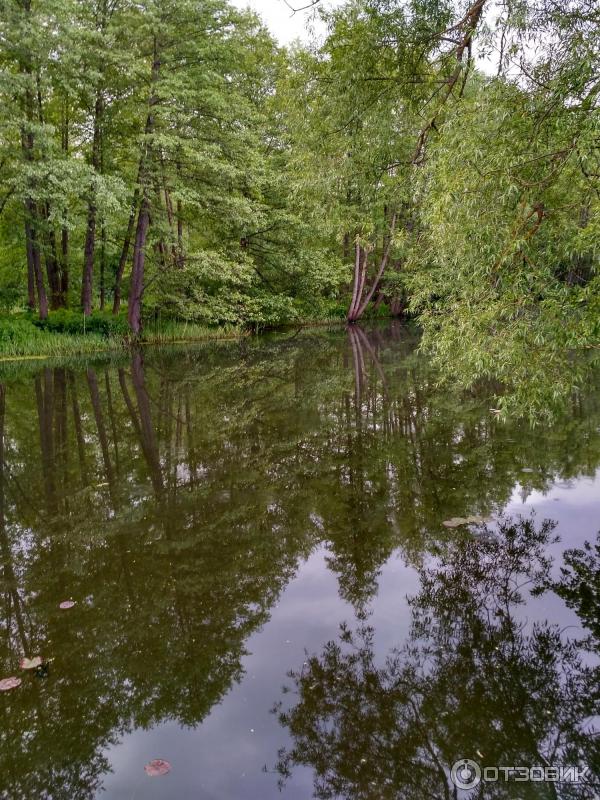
(0, 0, 597, 400)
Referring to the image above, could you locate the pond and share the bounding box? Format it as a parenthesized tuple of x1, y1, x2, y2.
(0, 323, 598, 799)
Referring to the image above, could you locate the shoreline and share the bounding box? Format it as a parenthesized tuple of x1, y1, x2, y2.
(0, 318, 355, 364)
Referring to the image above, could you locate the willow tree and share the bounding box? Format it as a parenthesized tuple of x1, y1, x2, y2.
(406, 0, 600, 411)
(279, 0, 494, 322)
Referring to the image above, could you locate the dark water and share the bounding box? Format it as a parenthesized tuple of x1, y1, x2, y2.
(0, 324, 599, 799)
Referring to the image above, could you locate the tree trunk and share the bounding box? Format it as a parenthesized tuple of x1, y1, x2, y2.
(127, 35, 160, 334)
(25, 200, 48, 319)
(35, 72, 64, 309)
(19, 16, 48, 320)
(81, 91, 104, 316)
(113, 178, 140, 314)
(348, 241, 364, 322)
(44, 210, 63, 308)
(60, 98, 69, 299)
(177, 199, 184, 267)
(176, 157, 184, 268)
(25, 225, 36, 310)
(128, 194, 150, 335)
(347, 212, 397, 322)
(99, 224, 106, 309)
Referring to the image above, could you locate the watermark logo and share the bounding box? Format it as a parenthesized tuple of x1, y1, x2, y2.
(451, 759, 481, 790)
(450, 759, 589, 789)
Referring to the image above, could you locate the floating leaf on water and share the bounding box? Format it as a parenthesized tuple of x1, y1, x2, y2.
(0, 676, 22, 691)
(144, 759, 171, 777)
(59, 600, 76, 610)
(444, 515, 492, 528)
(442, 517, 467, 528)
(20, 656, 43, 671)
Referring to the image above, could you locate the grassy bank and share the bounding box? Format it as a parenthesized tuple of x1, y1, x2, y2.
(0, 314, 250, 361)
(0, 311, 355, 362)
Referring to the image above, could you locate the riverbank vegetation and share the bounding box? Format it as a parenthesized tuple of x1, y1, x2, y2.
(0, 0, 598, 369)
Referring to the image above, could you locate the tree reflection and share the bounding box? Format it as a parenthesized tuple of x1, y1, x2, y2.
(274, 516, 600, 799)
(555, 533, 600, 655)
(0, 327, 598, 796)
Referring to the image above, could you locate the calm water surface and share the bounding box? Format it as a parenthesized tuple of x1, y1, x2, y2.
(0, 324, 599, 799)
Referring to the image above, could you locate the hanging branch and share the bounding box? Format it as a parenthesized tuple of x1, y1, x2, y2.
(282, 0, 321, 14)
(412, 0, 487, 164)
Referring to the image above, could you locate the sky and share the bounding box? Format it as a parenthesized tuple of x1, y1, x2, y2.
(231, 0, 343, 44)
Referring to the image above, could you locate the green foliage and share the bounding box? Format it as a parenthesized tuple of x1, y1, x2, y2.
(33, 309, 129, 337)
(0, 0, 597, 405)
(0, 315, 43, 347)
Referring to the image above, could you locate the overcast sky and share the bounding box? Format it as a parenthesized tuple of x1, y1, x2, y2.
(231, 0, 343, 44)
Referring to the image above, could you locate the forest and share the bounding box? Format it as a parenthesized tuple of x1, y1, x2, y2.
(1, 3, 600, 793)
(0, 0, 598, 368)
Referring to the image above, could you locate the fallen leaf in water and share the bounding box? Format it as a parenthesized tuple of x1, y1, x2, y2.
(20, 657, 42, 671)
(444, 515, 491, 528)
(0, 677, 22, 691)
(144, 759, 171, 777)
(59, 600, 76, 610)
(442, 517, 467, 528)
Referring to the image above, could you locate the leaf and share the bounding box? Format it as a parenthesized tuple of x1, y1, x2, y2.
(443, 515, 491, 528)
(144, 759, 171, 777)
(20, 656, 43, 670)
(0, 677, 22, 691)
(59, 600, 76, 610)
(442, 517, 467, 528)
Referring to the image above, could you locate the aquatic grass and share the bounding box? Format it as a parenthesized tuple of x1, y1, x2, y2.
(0, 314, 351, 362)
(141, 320, 246, 345)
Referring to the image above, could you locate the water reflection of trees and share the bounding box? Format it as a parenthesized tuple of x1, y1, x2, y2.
(0, 327, 598, 796)
(274, 516, 600, 799)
